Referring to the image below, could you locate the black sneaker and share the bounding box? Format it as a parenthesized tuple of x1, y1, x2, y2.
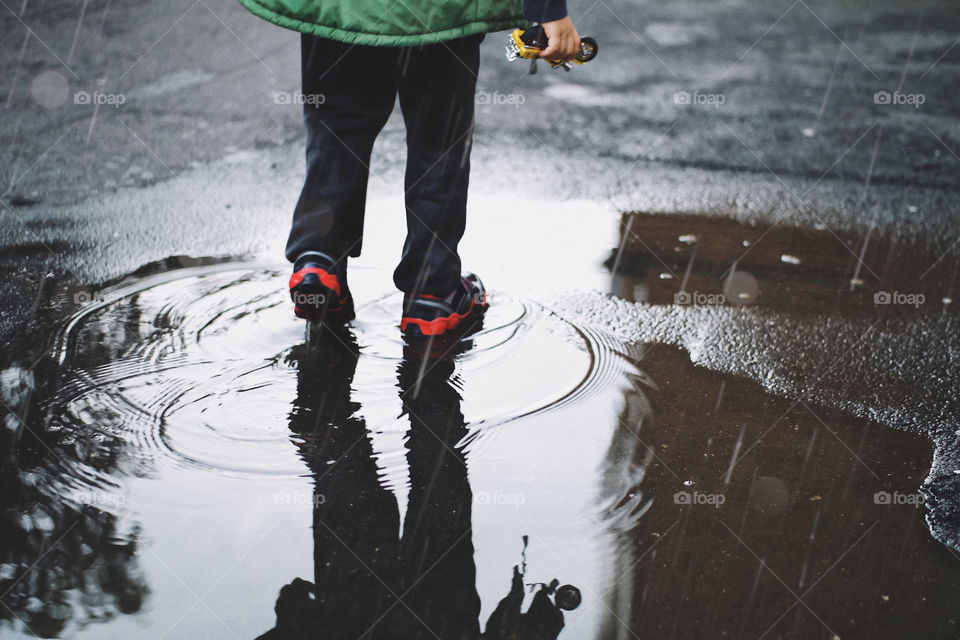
(401, 273, 488, 338)
(289, 251, 355, 323)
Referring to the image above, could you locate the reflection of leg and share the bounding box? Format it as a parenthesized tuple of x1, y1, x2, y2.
(393, 36, 483, 296)
(287, 334, 400, 638)
(394, 357, 481, 639)
(310, 415, 400, 639)
(285, 35, 397, 263)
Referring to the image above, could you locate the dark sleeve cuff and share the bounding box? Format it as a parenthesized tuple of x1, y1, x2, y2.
(523, 0, 568, 23)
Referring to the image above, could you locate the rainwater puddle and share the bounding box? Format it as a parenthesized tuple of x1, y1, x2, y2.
(1, 242, 957, 638)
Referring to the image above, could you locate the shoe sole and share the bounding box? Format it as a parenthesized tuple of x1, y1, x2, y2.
(401, 302, 487, 338)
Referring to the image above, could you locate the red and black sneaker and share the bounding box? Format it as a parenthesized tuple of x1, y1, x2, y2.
(289, 251, 355, 323)
(401, 273, 488, 338)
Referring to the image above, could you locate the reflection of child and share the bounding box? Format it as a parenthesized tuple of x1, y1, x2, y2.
(255, 331, 578, 639)
(238, 0, 581, 336)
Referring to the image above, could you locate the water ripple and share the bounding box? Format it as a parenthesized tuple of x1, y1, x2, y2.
(47, 263, 637, 487)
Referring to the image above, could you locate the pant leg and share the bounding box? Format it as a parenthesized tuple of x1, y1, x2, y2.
(392, 35, 483, 295)
(285, 35, 398, 264)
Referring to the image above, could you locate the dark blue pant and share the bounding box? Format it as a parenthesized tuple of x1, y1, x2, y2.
(286, 34, 483, 296)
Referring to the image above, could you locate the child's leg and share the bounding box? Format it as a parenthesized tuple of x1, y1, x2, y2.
(285, 35, 398, 265)
(393, 35, 484, 296)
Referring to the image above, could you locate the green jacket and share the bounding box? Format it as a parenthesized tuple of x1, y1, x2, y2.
(236, 0, 528, 47)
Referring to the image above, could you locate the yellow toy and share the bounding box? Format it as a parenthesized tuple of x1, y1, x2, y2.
(505, 25, 598, 72)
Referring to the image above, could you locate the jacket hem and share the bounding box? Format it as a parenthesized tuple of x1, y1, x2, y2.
(236, 0, 526, 46)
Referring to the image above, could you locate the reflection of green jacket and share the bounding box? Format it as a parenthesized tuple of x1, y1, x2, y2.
(236, 0, 525, 47)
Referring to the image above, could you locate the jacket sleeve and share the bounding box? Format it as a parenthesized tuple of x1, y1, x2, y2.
(523, 0, 568, 23)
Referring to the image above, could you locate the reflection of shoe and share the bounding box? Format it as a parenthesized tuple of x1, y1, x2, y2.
(288, 251, 355, 323)
(401, 273, 488, 338)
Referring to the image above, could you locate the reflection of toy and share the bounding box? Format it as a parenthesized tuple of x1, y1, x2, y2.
(505, 24, 598, 72)
(484, 567, 582, 639)
(483, 537, 582, 639)
(550, 581, 583, 611)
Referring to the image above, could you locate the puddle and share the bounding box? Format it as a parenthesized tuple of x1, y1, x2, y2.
(1, 262, 633, 638)
(598, 212, 960, 557)
(602, 344, 960, 639)
(0, 243, 957, 637)
(608, 212, 958, 317)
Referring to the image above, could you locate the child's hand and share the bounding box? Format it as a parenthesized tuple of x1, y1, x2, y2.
(539, 16, 581, 63)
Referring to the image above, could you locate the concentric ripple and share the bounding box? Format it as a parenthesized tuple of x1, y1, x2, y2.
(48, 261, 633, 483)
